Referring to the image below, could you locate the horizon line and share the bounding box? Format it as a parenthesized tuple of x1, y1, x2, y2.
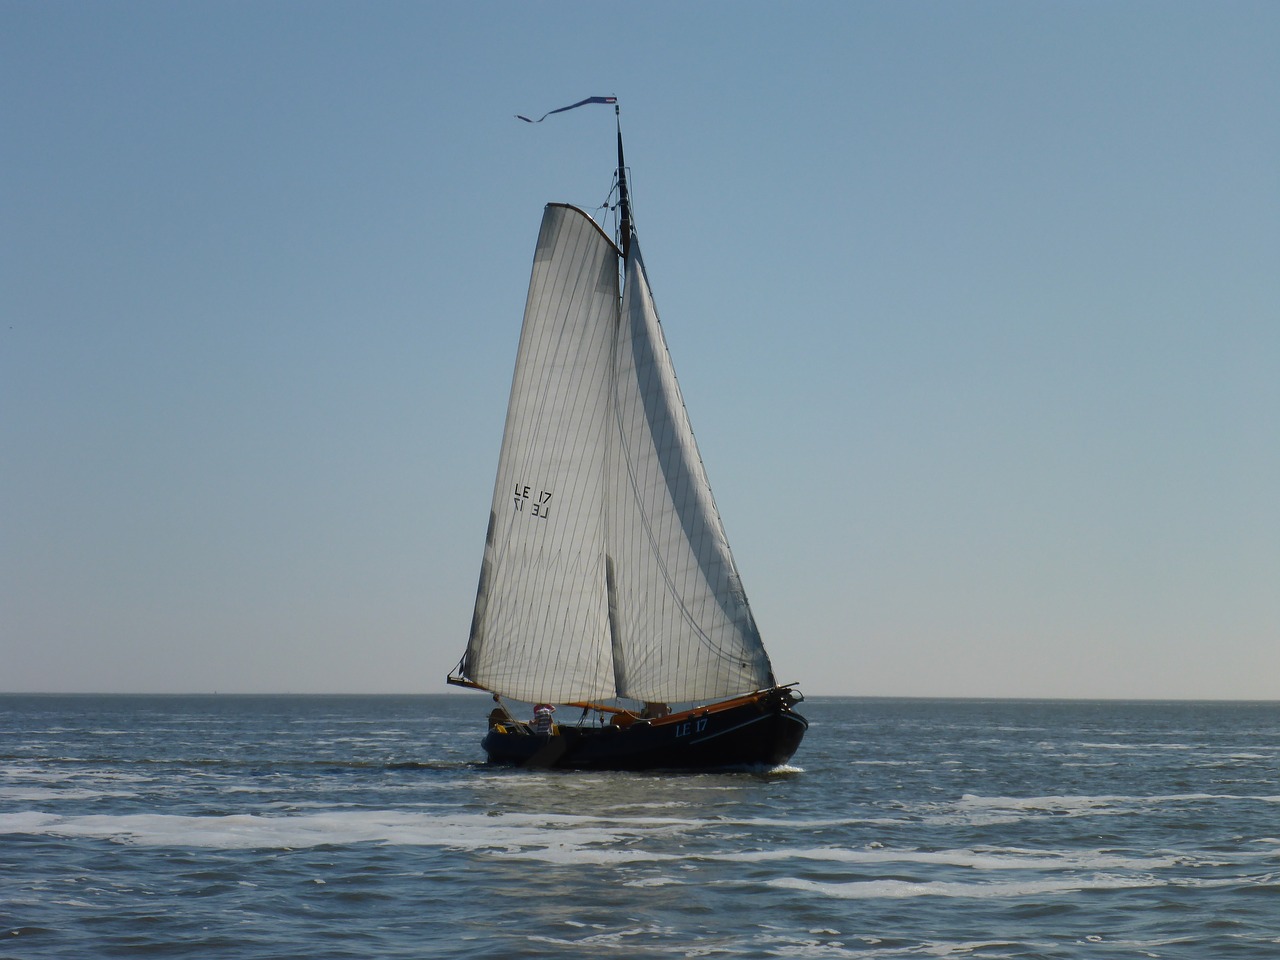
(2, 691, 1277, 704)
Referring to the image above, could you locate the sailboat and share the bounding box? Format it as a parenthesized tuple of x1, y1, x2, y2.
(448, 100, 806, 770)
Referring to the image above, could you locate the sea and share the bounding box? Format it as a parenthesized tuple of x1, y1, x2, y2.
(1, 695, 1277, 959)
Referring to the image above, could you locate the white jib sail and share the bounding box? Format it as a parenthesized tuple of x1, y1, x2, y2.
(608, 242, 774, 702)
(464, 204, 774, 704)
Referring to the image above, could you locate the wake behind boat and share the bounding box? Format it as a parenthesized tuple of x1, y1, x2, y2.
(448, 99, 806, 770)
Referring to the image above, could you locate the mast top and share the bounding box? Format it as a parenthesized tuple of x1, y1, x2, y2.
(514, 96, 631, 258)
(615, 105, 632, 261)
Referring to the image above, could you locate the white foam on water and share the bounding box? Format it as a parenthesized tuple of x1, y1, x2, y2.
(916, 794, 1127, 827)
(525, 918, 678, 948)
(716, 845, 1185, 872)
(82, 770, 155, 784)
(957, 793, 1125, 811)
(0, 812, 62, 832)
(5, 801, 1272, 875)
(4, 769, 41, 784)
(1, 807, 947, 867)
(715, 815, 909, 829)
(0, 808, 690, 861)
(611, 800, 695, 811)
(0, 786, 139, 802)
(940, 792, 1280, 827)
(1078, 741, 1201, 751)
(767, 874, 1158, 900)
(498, 839, 678, 865)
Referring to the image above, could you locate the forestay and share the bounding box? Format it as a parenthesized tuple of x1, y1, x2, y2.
(462, 203, 774, 704)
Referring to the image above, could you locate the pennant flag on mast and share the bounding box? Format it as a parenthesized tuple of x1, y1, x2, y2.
(516, 96, 617, 123)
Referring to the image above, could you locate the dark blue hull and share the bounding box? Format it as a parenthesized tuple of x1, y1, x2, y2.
(481, 687, 807, 771)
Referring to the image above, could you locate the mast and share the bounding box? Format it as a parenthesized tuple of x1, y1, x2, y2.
(616, 104, 632, 261)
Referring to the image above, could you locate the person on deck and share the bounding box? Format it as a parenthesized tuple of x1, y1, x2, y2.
(532, 703, 555, 735)
(488, 695, 506, 729)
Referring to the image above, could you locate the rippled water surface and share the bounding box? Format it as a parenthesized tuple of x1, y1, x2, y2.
(2, 695, 1278, 958)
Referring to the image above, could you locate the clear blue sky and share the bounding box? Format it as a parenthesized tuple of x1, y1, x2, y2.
(3, 2, 1276, 697)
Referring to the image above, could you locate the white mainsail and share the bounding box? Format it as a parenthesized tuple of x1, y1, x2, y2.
(462, 202, 774, 704)
(464, 204, 619, 702)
